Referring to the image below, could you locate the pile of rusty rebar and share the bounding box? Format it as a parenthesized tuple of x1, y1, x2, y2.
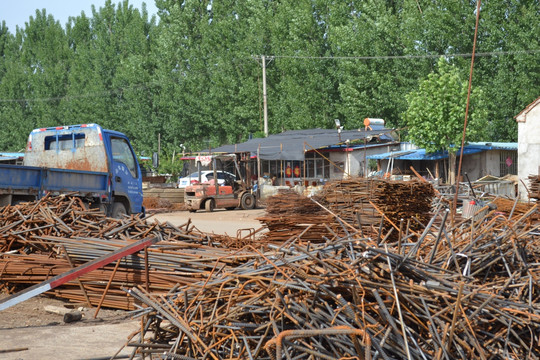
(123, 201, 540, 359)
(318, 178, 380, 227)
(257, 179, 436, 243)
(1, 185, 539, 359)
(0, 195, 259, 309)
(256, 190, 334, 243)
(529, 175, 540, 200)
(371, 179, 436, 237)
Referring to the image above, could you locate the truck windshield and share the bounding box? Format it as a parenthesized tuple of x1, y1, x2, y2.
(111, 137, 137, 178)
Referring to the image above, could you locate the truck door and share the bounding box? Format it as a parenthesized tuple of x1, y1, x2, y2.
(109, 136, 143, 213)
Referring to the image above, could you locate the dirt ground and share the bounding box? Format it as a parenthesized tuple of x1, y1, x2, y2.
(0, 207, 266, 360)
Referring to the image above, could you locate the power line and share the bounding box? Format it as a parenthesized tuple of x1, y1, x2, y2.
(1, 48, 538, 103)
(262, 49, 540, 60)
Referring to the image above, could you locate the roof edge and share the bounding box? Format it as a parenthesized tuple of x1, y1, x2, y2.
(515, 95, 540, 122)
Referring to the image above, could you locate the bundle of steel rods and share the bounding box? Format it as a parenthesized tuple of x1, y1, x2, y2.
(124, 204, 540, 359)
(371, 178, 436, 238)
(0, 195, 261, 309)
(318, 178, 380, 228)
(529, 175, 540, 200)
(256, 190, 334, 243)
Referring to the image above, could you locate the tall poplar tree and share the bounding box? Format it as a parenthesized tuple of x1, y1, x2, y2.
(403, 58, 488, 184)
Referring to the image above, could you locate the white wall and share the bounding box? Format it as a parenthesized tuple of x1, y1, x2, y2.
(329, 152, 347, 179)
(461, 150, 500, 180)
(516, 99, 540, 199)
(328, 144, 399, 179)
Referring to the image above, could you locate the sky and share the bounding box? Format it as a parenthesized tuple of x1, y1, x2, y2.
(0, 0, 159, 32)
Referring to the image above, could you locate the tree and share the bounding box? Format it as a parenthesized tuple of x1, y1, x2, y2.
(403, 57, 488, 184)
(19, 9, 70, 129)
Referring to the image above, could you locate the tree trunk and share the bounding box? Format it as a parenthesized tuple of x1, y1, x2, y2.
(449, 152, 457, 185)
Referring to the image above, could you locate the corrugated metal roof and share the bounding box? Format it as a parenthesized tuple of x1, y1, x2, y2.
(467, 142, 518, 150)
(0, 152, 25, 162)
(197, 127, 396, 161)
(366, 144, 512, 161)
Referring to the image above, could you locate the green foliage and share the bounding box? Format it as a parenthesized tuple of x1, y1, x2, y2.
(156, 149, 184, 179)
(403, 58, 488, 153)
(0, 0, 538, 154)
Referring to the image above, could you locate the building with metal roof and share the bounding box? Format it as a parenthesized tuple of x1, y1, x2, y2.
(0, 152, 24, 164)
(183, 123, 400, 186)
(367, 142, 518, 183)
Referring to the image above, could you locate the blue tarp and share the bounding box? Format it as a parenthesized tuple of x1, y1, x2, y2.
(366, 144, 513, 161)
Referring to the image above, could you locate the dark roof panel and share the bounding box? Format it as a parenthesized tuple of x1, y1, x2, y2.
(205, 128, 396, 160)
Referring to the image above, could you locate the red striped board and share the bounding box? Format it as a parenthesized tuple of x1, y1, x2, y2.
(0, 236, 158, 311)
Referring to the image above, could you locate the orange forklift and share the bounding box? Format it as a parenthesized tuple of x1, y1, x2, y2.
(184, 153, 256, 212)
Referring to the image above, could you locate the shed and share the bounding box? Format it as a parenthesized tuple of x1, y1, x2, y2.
(367, 142, 517, 184)
(0, 152, 24, 165)
(184, 126, 399, 186)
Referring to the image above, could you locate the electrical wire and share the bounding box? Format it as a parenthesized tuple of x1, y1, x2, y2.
(0, 48, 538, 103)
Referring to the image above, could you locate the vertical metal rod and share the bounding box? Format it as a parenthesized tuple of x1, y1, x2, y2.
(429, 209, 449, 264)
(93, 258, 121, 319)
(61, 245, 92, 308)
(385, 245, 411, 360)
(398, 218, 404, 255)
(144, 247, 150, 292)
(452, 0, 482, 224)
(447, 282, 465, 355)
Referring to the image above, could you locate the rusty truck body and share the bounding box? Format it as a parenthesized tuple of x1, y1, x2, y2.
(0, 124, 144, 218)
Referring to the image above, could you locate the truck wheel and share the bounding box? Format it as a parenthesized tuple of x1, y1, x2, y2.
(111, 202, 127, 218)
(240, 193, 256, 210)
(205, 199, 215, 212)
(90, 203, 107, 215)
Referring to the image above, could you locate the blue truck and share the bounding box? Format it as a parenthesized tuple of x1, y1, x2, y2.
(0, 124, 144, 218)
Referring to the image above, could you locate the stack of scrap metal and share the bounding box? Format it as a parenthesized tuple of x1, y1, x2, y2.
(125, 202, 540, 359)
(318, 178, 380, 229)
(529, 174, 540, 200)
(297, 178, 435, 239)
(1, 190, 539, 359)
(491, 197, 538, 220)
(256, 189, 334, 243)
(0, 195, 260, 309)
(372, 178, 436, 238)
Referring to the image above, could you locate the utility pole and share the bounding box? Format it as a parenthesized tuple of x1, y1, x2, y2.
(262, 55, 268, 137)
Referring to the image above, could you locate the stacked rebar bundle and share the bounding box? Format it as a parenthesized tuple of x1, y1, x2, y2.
(318, 178, 380, 228)
(0, 195, 260, 309)
(256, 189, 334, 243)
(371, 179, 436, 239)
(124, 203, 540, 359)
(529, 175, 540, 200)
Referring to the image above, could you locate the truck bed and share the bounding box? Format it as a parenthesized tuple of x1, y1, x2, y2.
(0, 163, 109, 197)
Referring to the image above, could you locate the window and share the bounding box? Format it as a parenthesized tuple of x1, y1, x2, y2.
(111, 137, 137, 177)
(261, 160, 281, 177)
(45, 133, 85, 151)
(499, 151, 517, 176)
(305, 152, 330, 179)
